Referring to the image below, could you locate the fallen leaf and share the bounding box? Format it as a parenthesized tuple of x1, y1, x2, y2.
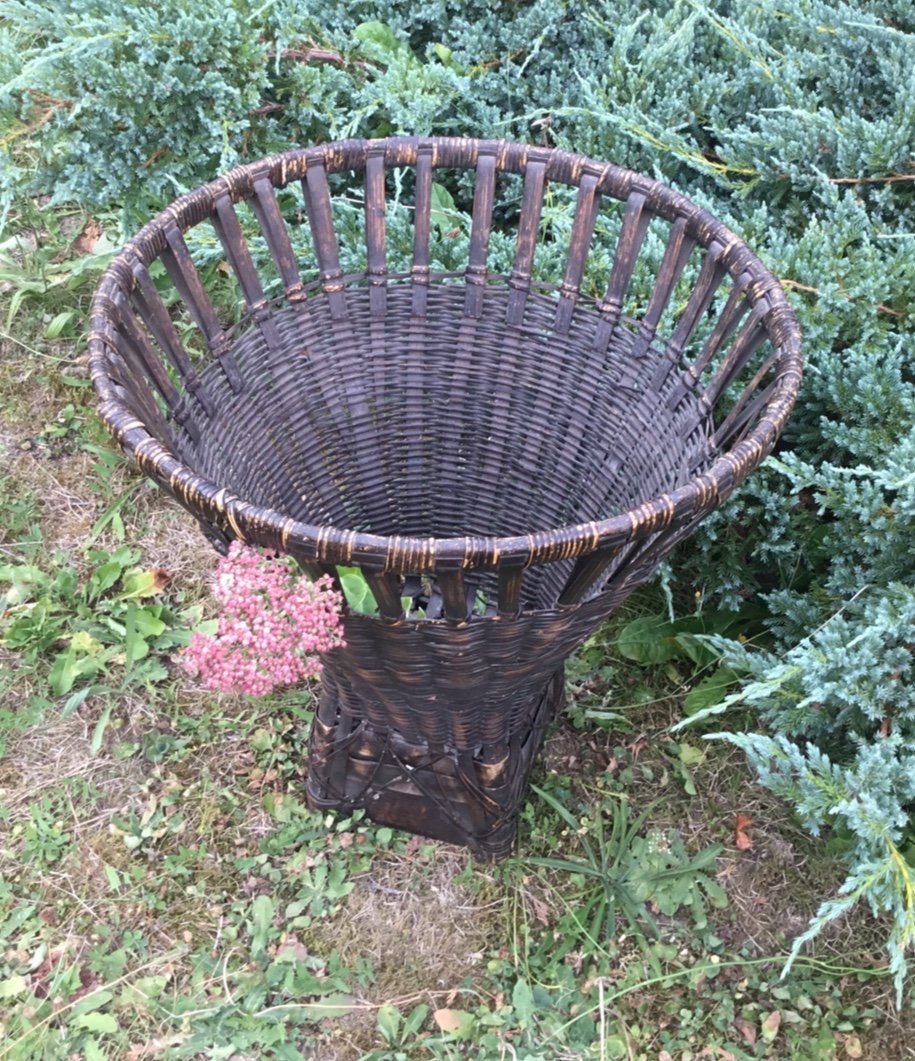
(629, 737, 648, 760)
(405, 835, 425, 856)
(72, 219, 102, 255)
(0, 975, 28, 999)
(760, 1009, 781, 1044)
(530, 895, 551, 926)
(124, 1034, 188, 1060)
(679, 742, 707, 766)
(735, 813, 753, 850)
(733, 1016, 756, 1045)
(433, 1008, 472, 1034)
(150, 568, 172, 592)
(75, 1011, 119, 1034)
(844, 1033, 863, 1058)
(276, 939, 309, 963)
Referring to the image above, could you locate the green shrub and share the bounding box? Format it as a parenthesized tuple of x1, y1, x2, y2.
(680, 580, 915, 996)
(0, 0, 274, 223)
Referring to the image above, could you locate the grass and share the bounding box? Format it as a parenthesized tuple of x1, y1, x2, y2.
(1, 216, 914, 1059)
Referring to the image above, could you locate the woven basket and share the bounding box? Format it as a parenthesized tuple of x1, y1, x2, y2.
(90, 137, 801, 858)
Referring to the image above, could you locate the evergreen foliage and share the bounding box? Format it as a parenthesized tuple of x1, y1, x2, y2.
(2, 0, 913, 986)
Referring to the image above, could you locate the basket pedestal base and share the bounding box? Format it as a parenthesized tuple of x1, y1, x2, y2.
(306, 668, 565, 860)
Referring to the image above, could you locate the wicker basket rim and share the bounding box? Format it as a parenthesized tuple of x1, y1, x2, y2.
(89, 136, 803, 571)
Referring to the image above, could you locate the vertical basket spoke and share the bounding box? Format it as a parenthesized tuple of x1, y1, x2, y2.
(464, 149, 497, 318)
(704, 305, 769, 408)
(713, 366, 780, 450)
(112, 299, 180, 411)
(210, 196, 267, 308)
(592, 188, 653, 351)
(107, 298, 183, 448)
(667, 240, 728, 361)
(362, 567, 404, 619)
(497, 563, 524, 616)
(411, 144, 434, 318)
(302, 159, 347, 319)
(688, 272, 752, 382)
(632, 215, 697, 357)
(558, 544, 625, 605)
(159, 225, 244, 391)
(506, 158, 547, 325)
(437, 566, 469, 621)
(129, 263, 215, 417)
(554, 173, 602, 335)
(364, 146, 388, 317)
(248, 178, 311, 314)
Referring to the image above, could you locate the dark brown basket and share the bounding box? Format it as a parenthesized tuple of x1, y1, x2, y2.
(89, 137, 802, 858)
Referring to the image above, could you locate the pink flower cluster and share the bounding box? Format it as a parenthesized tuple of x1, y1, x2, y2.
(182, 541, 346, 696)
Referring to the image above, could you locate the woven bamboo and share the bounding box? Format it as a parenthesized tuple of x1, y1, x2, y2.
(90, 137, 802, 858)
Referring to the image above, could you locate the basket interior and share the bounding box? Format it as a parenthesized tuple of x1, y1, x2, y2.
(173, 282, 713, 543)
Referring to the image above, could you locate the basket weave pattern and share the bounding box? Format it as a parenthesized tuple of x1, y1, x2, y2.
(90, 137, 801, 856)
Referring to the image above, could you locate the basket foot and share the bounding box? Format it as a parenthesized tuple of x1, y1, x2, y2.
(305, 668, 565, 860)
